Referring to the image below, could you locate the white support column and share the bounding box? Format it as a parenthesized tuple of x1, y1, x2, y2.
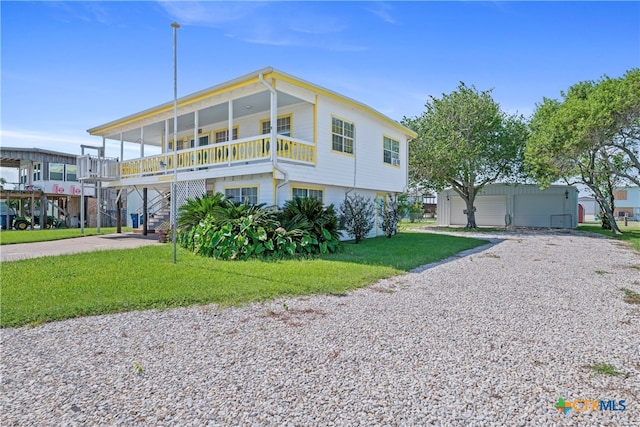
(270, 88, 277, 162)
(194, 110, 199, 147)
(165, 119, 170, 153)
(140, 127, 144, 158)
(228, 100, 234, 141)
(120, 133, 124, 162)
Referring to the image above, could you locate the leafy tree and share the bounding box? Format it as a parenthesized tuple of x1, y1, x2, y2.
(525, 69, 640, 234)
(403, 82, 528, 228)
(338, 194, 375, 243)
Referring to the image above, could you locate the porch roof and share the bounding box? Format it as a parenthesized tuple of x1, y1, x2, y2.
(87, 66, 417, 144)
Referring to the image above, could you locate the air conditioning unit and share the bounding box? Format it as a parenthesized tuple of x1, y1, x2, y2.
(392, 158, 401, 166)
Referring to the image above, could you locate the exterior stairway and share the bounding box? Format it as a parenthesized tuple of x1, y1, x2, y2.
(133, 191, 171, 233)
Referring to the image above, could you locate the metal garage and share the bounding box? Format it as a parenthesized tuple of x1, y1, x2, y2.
(450, 195, 506, 226)
(438, 184, 578, 228)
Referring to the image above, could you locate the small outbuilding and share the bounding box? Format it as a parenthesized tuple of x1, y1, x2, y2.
(437, 184, 578, 229)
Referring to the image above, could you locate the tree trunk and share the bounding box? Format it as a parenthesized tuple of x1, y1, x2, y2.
(590, 185, 622, 235)
(464, 187, 477, 228)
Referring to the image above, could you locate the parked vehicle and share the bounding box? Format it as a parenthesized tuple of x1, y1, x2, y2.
(12, 215, 60, 230)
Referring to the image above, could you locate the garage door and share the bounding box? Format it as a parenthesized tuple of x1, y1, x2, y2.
(514, 194, 565, 227)
(450, 195, 506, 226)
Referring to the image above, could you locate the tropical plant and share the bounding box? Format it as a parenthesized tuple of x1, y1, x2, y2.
(279, 197, 340, 253)
(339, 194, 375, 243)
(177, 192, 227, 232)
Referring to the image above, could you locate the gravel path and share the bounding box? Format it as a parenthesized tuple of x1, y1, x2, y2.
(1, 230, 639, 426)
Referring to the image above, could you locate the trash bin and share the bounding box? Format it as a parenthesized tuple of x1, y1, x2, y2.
(0, 214, 15, 230)
(130, 213, 139, 228)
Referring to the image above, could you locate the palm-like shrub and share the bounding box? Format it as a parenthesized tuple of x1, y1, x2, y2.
(279, 197, 340, 253)
(177, 192, 227, 232)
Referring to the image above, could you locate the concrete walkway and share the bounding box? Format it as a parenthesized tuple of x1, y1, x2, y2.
(0, 232, 161, 262)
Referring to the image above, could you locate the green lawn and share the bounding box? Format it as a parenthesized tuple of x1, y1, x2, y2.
(0, 232, 486, 328)
(0, 227, 133, 245)
(578, 222, 640, 252)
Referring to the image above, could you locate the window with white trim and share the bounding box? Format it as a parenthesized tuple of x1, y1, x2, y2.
(225, 187, 258, 205)
(261, 116, 291, 136)
(383, 137, 400, 165)
(66, 165, 77, 182)
(215, 127, 239, 143)
(332, 117, 354, 154)
(190, 135, 210, 146)
(33, 163, 42, 181)
(292, 187, 324, 203)
(49, 163, 64, 181)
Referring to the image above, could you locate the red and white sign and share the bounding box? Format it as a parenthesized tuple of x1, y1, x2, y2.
(41, 182, 95, 197)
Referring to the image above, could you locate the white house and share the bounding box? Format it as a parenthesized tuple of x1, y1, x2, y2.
(82, 67, 417, 235)
(437, 184, 578, 228)
(613, 186, 640, 221)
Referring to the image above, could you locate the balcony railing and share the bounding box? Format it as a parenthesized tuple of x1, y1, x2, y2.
(119, 135, 315, 179)
(77, 155, 120, 181)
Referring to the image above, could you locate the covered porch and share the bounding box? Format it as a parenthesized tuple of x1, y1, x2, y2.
(81, 68, 317, 186)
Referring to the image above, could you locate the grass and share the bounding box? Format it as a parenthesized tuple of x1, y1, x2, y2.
(0, 227, 133, 245)
(578, 222, 640, 252)
(0, 231, 487, 328)
(621, 288, 640, 304)
(589, 362, 621, 377)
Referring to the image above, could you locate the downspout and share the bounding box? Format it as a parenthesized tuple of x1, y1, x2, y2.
(259, 73, 289, 204)
(344, 126, 357, 198)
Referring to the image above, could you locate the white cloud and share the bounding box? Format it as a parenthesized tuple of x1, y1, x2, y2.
(157, 0, 368, 51)
(366, 2, 397, 25)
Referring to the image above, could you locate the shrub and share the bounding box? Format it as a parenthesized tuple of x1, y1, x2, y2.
(339, 194, 375, 243)
(279, 197, 340, 254)
(381, 194, 399, 238)
(177, 196, 341, 260)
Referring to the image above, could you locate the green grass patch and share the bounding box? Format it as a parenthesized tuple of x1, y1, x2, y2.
(0, 227, 132, 245)
(0, 231, 486, 328)
(578, 223, 640, 252)
(621, 288, 640, 304)
(589, 362, 621, 377)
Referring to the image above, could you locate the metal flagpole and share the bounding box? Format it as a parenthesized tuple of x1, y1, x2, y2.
(171, 22, 180, 264)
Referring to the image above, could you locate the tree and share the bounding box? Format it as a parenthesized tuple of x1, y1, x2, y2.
(381, 194, 399, 238)
(525, 69, 640, 234)
(403, 83, 528, 228)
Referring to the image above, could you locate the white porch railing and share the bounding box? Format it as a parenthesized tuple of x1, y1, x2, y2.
(77, 155, 120, 181)
(117, 135, 315, 179)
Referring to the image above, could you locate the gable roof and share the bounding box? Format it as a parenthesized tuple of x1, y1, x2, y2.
(87, 66, 417, 139)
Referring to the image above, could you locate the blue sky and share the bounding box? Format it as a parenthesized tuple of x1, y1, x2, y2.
(1, 1, 639, 183)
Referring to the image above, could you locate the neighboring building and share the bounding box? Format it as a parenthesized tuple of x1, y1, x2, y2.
(613, 186, 640, 221)
(578, 196, 598, 223)
(437, 184, 578, 228)
(83, 67, 417, 235)
(0, 147, 96, 228)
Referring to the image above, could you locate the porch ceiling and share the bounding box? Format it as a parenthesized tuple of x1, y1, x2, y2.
(110, 90, 302, 146)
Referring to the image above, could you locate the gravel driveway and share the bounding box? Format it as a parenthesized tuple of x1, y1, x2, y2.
(1, 230, 639, 426)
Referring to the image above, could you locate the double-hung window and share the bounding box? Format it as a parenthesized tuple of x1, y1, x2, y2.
(332, 117, 354, 154)
(383, 136, 400, 166)
(292, 187, 324, 203)
(49, 163, 64, 181)
(224, 187, 258, 205)
(261, 115, 291, 136)
(215, 127, 239, 143)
